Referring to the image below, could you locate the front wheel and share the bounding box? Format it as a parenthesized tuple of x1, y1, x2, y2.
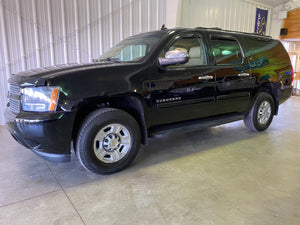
(76, 108, 141, 174)
(244, 92, 275, 132)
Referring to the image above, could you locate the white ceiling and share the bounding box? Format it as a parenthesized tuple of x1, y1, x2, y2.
(253, 0, 288, 8)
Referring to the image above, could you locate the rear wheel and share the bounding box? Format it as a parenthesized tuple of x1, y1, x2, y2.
(244, 92, 275, 132)
(76, 108, 141, 174)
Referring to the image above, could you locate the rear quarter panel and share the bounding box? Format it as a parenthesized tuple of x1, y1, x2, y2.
(243, 36, 293, 104)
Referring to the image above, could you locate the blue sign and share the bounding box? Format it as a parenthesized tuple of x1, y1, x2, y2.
(254, 8, 268, 35)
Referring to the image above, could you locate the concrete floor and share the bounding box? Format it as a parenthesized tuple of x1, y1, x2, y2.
(0, 97, 300, 225)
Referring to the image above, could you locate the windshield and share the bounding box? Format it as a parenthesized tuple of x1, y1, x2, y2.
(97, 33, 164, 63)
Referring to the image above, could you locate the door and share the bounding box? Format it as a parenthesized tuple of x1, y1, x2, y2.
(149, 33, 217, 126)
(210, 35, 255, 114)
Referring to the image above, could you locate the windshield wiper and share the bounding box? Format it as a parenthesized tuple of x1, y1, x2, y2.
(98, 57, 121, 63)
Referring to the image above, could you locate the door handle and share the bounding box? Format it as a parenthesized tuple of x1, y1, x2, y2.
(198, 75, 214, 80)
(238, 73, 250, 77)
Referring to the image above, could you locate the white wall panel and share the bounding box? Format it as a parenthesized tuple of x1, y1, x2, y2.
(0, 0, 166, 125)
(177, 0, 272, 35)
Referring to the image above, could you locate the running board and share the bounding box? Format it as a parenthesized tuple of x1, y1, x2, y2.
(149, 114, 245, 138)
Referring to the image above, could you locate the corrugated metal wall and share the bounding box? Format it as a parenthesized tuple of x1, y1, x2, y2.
(177, 0, 272, 35)
(0, 0, 166, 125)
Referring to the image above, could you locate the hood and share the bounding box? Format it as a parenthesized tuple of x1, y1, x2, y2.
(8, 62, 137, 86)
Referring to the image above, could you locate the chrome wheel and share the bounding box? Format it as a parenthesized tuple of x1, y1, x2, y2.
(257, 101, 271, 125)
(93, 123, 132, 163)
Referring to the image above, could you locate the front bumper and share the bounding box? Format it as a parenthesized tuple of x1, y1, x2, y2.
(5, 108, 76, 162)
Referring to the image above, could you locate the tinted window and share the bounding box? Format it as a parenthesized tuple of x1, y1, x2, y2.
(211, 38, 242, 65)
(160, 36, 207, 67)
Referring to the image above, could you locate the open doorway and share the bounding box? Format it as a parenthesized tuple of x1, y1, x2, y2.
(282, 41, 300, 96)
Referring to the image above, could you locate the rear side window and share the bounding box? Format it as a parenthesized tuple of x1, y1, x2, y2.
(211, 38, 242, 65)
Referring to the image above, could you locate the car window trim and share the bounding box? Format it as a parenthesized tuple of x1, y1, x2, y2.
(160, 33, 210, 70)
(209, 34, 246, 66)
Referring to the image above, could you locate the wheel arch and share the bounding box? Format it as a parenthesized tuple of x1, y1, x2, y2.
(253, 82, 280, 115)
(72, 94, 149, 146)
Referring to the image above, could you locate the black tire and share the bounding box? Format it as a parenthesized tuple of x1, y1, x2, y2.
(244, 92, 275, 132)
(76, 108, 141, 174)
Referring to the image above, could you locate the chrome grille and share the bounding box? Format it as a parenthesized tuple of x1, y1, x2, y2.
(9, 84, 21, 114)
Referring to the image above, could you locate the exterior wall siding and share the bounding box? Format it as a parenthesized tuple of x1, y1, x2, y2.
(0, 0, 166, 125)
(177, 0, 272, 35)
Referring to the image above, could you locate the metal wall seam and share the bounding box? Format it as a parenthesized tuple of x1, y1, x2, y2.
(147, 0, 151, 31)
(108, 0, 113, 48)
(98, 1, 103, 56)
(223, 0, 227, 29)
(267, 8, 272, 35)
(16, 0, 26, 71)
(61, 0, 68, 64)
(0, 0, 11, 77)
(120, 0, 123, 41)
(129, 0, 133, 36)
(0, 0, 10, 125)
(46, 0, 55, 65)
(228, 0, 232, 30)
(237, 0, 241, 31)
(74, 0, 80, 63)
(86, 0, 92, 62)
(138, 0, 142, 33)
(32, 0, 41, 68)
(241, 1, 246, 32)
(129, 0, 133, 59)
(156, 0, 159, 29)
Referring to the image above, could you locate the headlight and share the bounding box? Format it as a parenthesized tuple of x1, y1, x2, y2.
(22, 86, 60, 112)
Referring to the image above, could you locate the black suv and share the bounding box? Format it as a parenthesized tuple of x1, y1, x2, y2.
(5, 27, 293, 174)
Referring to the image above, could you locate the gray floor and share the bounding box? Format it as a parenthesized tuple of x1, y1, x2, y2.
(1, 97, 300, 225)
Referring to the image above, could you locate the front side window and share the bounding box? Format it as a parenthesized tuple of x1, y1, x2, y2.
(211, 38, 243, 65)
(160, 36, 207, 67)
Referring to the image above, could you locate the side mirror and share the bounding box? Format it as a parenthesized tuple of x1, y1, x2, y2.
(159, 49, 188, 66)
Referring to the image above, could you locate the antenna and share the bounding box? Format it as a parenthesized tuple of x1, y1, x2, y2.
(161, 24, 167, 30)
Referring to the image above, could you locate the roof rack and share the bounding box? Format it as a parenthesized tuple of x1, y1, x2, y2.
(195, 27, 222, 30)
(194, 27, 272, 38)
